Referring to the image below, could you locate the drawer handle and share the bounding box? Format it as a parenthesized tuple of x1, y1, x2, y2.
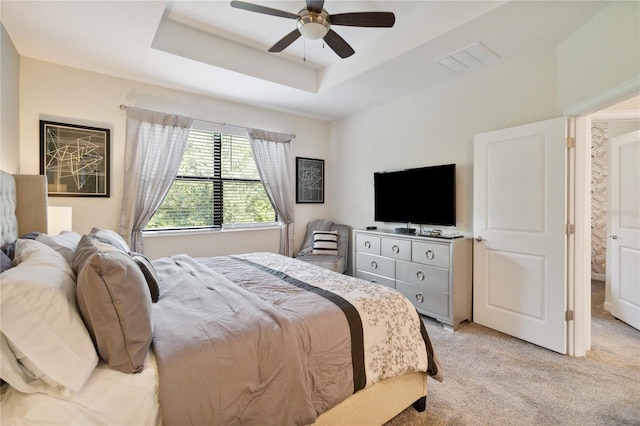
(392, 244, 399, 253)
(416, 270, 425, 281)
(415, 293, 424, 303)
(425, 249, 435, 260)
(365, 241, 371, 249)
(371, 261, 378, 269)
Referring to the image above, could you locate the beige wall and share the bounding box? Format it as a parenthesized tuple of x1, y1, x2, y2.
(1, 23, 20, 173)
(329, 50, 559, 235)
(19, 59, 331, 258)
(556, 1, 640, 112)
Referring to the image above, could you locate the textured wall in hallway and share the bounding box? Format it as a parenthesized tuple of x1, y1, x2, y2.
(591, 122, 608, 275)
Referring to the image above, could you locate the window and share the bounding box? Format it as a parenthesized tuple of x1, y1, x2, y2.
(145, 123, 276, 231)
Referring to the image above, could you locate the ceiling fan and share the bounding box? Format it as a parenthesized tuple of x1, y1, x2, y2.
(230, 0, 395, 59)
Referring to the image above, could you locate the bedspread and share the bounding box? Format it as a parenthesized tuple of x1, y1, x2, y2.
(152, 252, 441, 426)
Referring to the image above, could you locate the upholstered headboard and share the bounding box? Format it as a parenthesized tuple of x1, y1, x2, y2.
(0, 170, 48, 246)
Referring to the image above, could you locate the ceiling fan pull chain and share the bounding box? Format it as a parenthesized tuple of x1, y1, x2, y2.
(303, 38, 307, 62)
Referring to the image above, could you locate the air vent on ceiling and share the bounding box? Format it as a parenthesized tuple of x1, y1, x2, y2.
(436, 42, 499, 74)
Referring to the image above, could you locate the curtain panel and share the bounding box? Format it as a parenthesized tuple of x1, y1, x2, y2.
(118, 107, 193, 253)
(247, 129, 294, 257)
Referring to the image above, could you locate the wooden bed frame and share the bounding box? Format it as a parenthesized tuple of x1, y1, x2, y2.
(5, 171, 428, 425)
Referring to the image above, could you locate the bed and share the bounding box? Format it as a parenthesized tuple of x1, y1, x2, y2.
(0, 171, 442, 425)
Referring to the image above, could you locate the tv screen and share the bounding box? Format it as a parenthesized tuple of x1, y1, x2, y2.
(374, 164, 456, 226)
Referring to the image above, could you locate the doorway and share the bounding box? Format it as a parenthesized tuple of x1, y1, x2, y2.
(582, 95, 640, 351)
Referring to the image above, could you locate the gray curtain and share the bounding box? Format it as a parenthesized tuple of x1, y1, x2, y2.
(118, 107, 193, 253)
(247, 129, 294, 257)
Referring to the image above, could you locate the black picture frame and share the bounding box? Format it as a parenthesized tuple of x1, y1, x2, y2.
(40, 120, 110, 197)
(296, 157, 324, 203)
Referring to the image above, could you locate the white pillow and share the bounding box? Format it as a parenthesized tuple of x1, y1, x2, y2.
(312, 230, 339, 255)
(36, 230, 82, 266)
(0, 239, 98, 394)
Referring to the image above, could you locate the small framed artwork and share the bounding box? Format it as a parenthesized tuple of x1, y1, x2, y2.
(40, 120, 110, 197)
(296, 157, 324, 203)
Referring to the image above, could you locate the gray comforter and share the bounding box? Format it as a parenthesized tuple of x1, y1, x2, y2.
(152, 252, 441, 426)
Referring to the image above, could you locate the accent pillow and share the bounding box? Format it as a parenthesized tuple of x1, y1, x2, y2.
(36, 230, 82, 266)
(74, 235, 153, 374)
(0, 239, 98, 394)
(297, 219, 334, 256)
(89, 227, 130, 254)
(0, 249, 12, 272)
(128, 251, 160, 303)
(312, 230, 339, 255)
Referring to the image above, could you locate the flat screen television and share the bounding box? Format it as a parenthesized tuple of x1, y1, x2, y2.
(374, 163, 456, 227)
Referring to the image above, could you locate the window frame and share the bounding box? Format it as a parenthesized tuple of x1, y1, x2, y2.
(144, 121, 278, 233)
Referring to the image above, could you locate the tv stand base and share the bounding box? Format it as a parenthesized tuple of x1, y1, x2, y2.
(394, 227, 416, 235)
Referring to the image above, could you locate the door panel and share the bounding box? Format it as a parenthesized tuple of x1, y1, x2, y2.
(486, 250, 545, 319)
(609, 130, 640, 330)
(474, 117, 568, 354)
(486, 134, 545, 232)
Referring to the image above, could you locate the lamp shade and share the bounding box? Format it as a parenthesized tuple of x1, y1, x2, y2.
(47, 206, 73, 235)
(296, 9, 329, 40)
(298, 22, 328, 39)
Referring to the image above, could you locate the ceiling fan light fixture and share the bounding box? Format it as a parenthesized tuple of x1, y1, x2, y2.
(296, 9, 330, 40)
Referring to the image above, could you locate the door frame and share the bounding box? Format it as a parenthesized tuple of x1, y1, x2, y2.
(566, 78, 639, 356)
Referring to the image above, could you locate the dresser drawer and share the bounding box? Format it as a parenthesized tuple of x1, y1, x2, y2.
(396, 260, 449, 293)
(396, 281, 449, 318)
(356, 252, 395, 277)
(355, 233, 381, 255)
(381, 237, 411, 261)
(412, 241, 450, 268)
(355, 270, 395, 289)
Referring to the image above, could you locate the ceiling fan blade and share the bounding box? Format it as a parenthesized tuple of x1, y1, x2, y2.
(330, 12, 395, 27)
(230, 1, 298, 20)
(268, 29, 302, 52)
(323, 29, 355, 58)
(306, 0, 325, 14)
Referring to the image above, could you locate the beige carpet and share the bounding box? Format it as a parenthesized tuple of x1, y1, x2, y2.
(385, 280, 640, 425)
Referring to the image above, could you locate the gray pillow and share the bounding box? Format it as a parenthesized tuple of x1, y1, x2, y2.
(89, 227, 130, 253)
(73, 235, 153, 374)
(72, 234, 102, 275)
(1, 249, 13, 272)
(128, 251, 160, 303)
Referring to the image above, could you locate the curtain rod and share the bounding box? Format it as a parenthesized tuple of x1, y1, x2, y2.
(119, 104, 295, 139)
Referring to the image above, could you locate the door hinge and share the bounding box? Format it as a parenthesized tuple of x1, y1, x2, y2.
(566, 136, 575, 148)
(565, 224, 575, 235)
(565, 310, 574, 321)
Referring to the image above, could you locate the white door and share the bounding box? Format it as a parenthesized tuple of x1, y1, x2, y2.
(609, 130, 640, 330)
(474, 117, 568, 354)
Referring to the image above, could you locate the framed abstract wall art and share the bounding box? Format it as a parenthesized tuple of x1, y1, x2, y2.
(40, 120, 110, 197)
(296, 157, 324, 203)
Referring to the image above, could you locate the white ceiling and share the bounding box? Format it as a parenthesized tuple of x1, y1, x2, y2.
(1, 1, 611, 121)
